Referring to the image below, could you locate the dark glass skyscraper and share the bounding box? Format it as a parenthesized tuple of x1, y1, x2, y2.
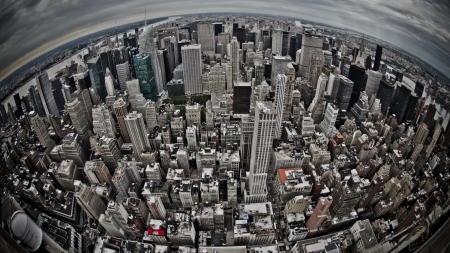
(134, 53, 158, 101)
(87, 56, 107, 100)
(29, 85, 46, 116)
(389, 83, 411, 123)
(13, 93, 23, 117)
(233, 82, 252, 114)
(289, 35, 301, 61)
(377, 78, 395, 115)
(348, 64, 366, 111)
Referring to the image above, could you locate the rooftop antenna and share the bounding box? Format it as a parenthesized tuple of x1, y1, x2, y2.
(145, 6, 147, 27)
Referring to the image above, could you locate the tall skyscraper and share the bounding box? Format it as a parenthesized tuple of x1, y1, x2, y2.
(289, 35, 302, 62)
(134, 53, 158, 101)
(36, 72, 59, 116)
(197, 21, 215, 57)
(299, 31, 324, 77)
(389, 83, 411, 123)
(233, 82, 252, 114)
(125, 111, 150, 159)
(414, 122, 429, 145)
(116, 61, 130, 91)
(377, 78, 395, 115)
(336, 76, 354, 111)
(65, 98, 91, 140)
(319, 103, 339, 137)
(348, 64, 367, 110)
(348, 91, 370, 125)
(230, 37, 240, 84)
(181, 44, 203, 95)
(71, 89, 93, 124)
(13, 93, 24, 117)
(30, 111, 55, 150)
(365, 70, 383, 99)
(271, 28, 283, 55)
(74, 180, 107, 220)
(245, 101, 276, 203)
(373, 45, 383, 71)
(87, 56, 107, 100)
(92, 104, 117, 138)
(274, 74, 286, 139)
(306, 196, 333, 231)
(271, 55, 292, 87)
(113, 98, 132, 143)
(209, 63, 226, 94)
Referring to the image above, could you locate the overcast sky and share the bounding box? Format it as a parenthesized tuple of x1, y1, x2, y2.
(0, 0, 449, 81)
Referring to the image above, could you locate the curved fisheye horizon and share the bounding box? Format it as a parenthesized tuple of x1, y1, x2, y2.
(0, 0, 450, 83)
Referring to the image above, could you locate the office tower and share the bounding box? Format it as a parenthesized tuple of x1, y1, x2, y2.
(422, 104, 437, 130)
(116, 62, 130, 91)
(30, 111, 55, 150)
(272, 28, 283, 55)
(125, 111, 150, 158)
(213, 22, 223, 36)
(87, 56, 107, 100)
(240, 115, 254, 170)
(92, 135, 122, 170)
(326, 72, 341, 101)
(377, 78, 395, 115)
(231, 37, 240, 83)
(426, 117, 442, 157)
(403, 92, 419, 122)
(128, 47, 139, 78)
(7, 103, 16, 124)
(414, 122, 429, 145)
(61, 133, 88, 166)
(373, 45, 382, 71)
(147, 197, 166, 220)
(50, 78, 65, 111)
(233, 82, 252, 114)
(181, 44, 203, 95)
(197, 21, 215, 57)
(157, 50, 168, 88)
(36, 72, 59, 116)
(113, 98, 132, 143)
(145, 101, 158, 132)
(99, 212, 127, 238)
(271, 55, 291, 86)
(126, 79, 148, 116)
(348, 64, 367, 110)
(133, 53, 158, 101)
(65, 98, 90, 139)
(209, 63, 226, 94)
(319, 103, 339, 137)
(389, 83, 411, 123)
(348, 91, 369, 125)
(336, 76, 354, 111)
(236, 27, 246, 48)
(309, 73, 328, 123)
(84, 160, 113, 186)
(289, 35, 302, 61)
(274, 74, 286, 138)
(185, 102, 201, 126)
(92, 104, 116, 138)
(245, 102, 276, 203)
(365, 70, 383, 99)
(0, 103, 8, 123)
(306, 196, 333, 231)
(71, 89, 93, 123)
(282, 31, 290, 56)
(13, 93, 24, 117)
(74, 180, 107, 220)
(186, 125, 197, 151)
(299, 31, 324, 77)
(414, 80, 425, 98)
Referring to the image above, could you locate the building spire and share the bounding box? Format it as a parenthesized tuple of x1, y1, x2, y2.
(144, 6, 147, 27)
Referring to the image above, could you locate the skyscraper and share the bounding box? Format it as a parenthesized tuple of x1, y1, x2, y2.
(306, 196, 333, 231)
(74, 180, 107, 220)
(116, 61, 130, 91)
(30, 111, 55, 150)
(65, 98, 91, 141)
(319, 103, 339, 137)
(181, 44, 203, 95)
(389, 83, 411, 123)
(134, 53, 158, 101)
(71, 89, 93, 124)
(113, 98, 132, 143)
(348, 64, 366, 110)
(348, 91, 370, 125)
(245, 101, 276, 203)
(92, 104, 117, 138)
(87, 56, 107, 100)
(274, 74, 286, 139)
(299, 31, 324, 77)
(365, 70, 383, 99)
(289, 35, 302, 62)
(414, 122, 429, 145)
(125, 111, 150, 159)
(271, 28, 283, 55)
(36, 72, 59, 116)
(336, 76, 354, 111)
(209, 63, 226, 94)
(377, 78, 395, 115)
(233, 82, 252, 114)
(13, 93, 24, 117)
(230, 37, 240, 84)
(197, 21, 215, 57)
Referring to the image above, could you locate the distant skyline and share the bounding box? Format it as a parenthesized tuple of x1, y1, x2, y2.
(0, 0, 449, 81)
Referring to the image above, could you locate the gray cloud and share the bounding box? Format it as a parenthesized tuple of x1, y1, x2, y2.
(0, 0, 449, 80)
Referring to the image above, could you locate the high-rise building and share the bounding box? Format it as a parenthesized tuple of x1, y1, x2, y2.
(274, 74, 286, 139)
(92, 104, 116, 138)
(74, 180, 107, 220)
(126, 79, 148, 116)
(319, 103, 339, 137)
(365, 70, 383, 99)
(65, 98, 91, 141)
(306, 196, 333, 231)
(61, 133, 88, 166)
(113, 98, 132, 143)
(30, 111, 55, 150)
(147, 196, 166, 220)
(233, 82, 252, 114)
(373, 45, 382, 71)
(231, 37, 240, 84)
(389, 83, 411, 123)
(197, 21, 215, 57)
(116, 61, 130, 91)
(84, 160, 113, 186)
(13, 93, 24, 117)
(289, 35, 302, 63)
(377, 78, 395, 115)
(36, 72, 60, 116)
(271, 28, 283, 55)
(336, 76, 354, 111)
(125, 111, 150, 158)
(299, 31, 324, 77)
(348, 91, 370, 125)
(348, 64, 367, 110)
(245, 102, 276, 203)
(134, 53, 158, 101)
(414, 122, 429, 145)
(181, 44, 203, 95)
(71, 89, 93, 124)
(209, 63, 226, 94)
(87, 56, 107, 100)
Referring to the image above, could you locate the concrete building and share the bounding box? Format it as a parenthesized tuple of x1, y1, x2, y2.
(92, 104, 116, 138)
(36, 71, 60, 116)
(74, 180, 106, 220)
(125, 111, 150, 158)
(305, 196, 333, 231)
(181, 45, 203, 95)
(30, 111, 55, 150)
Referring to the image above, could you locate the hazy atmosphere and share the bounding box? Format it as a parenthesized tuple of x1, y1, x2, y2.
(0, 0, 449, 81)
